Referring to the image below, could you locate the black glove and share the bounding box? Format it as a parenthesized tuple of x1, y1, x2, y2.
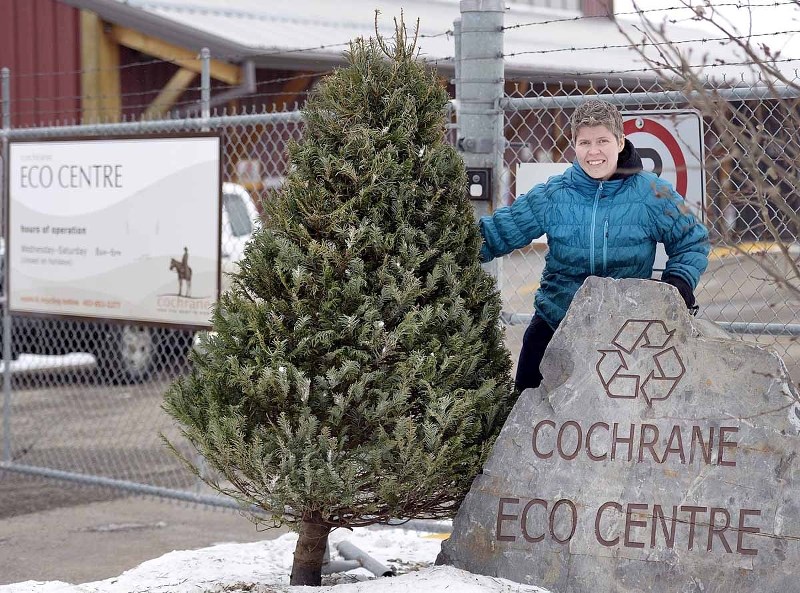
(660, 275, 699, 316)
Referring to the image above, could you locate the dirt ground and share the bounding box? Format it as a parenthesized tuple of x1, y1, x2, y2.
(0, 488, 283, 586)
(0, 470, 121, 519)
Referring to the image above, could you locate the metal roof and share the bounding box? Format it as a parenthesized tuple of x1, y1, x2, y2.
(59, 0, 742, 81)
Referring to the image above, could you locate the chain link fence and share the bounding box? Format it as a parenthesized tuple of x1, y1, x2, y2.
(0, 74, 797, 510)
(0, 110, 305, 509)
(499, 82, 800, 384)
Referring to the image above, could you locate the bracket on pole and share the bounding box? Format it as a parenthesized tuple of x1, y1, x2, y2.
(457, 137, 494, 153)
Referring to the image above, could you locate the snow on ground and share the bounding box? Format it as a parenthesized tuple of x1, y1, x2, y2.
(0, 353, 95, 374)
(0, 525, 551, 593)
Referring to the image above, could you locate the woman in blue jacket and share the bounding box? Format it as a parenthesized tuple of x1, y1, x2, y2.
(480, 99, 709, 392)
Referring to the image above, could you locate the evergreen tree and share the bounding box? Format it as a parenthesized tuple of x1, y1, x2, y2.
(164, 16, 514, 587)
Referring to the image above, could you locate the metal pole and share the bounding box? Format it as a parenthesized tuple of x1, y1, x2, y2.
(2, 67, 12, 463)
(1, 68, 8, 130)
(458, 0, 505, 281)
(7, 110, 304, 139)
(499, 84, 800, 112)
(0, 461, 250, 509)
(197, 49, 211, 486)
(452, 18, 462, 91)
(200, 47, 211, 125)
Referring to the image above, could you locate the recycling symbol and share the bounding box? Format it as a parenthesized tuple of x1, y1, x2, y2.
(596, 319, 685, 405)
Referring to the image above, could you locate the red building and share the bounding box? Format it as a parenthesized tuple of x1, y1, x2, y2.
(1, 0, 628, 193)
(0, 0, 81, 127)
(0, 0, 626, 129)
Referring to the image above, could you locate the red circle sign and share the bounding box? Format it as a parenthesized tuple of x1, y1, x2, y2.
(623, 118, 688, 197)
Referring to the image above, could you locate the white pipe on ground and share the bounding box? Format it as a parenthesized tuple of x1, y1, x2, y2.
(336, 540, 395, 578)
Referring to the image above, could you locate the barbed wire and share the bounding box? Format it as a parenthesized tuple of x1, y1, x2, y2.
(16, 16, 794, 81)
(230, 41, 352, 61)
(419, 30, 454, 39)
(7, 14, 800, 122)
(10, 58, 456, 115)
(219, 31, 452, 65)
(10, 69, 333, 108)
(7, 95, 307, 122)
(11, 51, 800, 116)
(422, 56, 456, 66)
(10, 91, 314, 117)
(256, 70, 331, 84)
(8, 55, 210, 81)
(502, 1, 799, 31)
(12, 58, 799, 122)
(6, 28, 453, 82)
(204, 70, 332, 95)
(514, 56, 800, 81)
(502, 28, 800, 59)
(9, 83, 205, 106)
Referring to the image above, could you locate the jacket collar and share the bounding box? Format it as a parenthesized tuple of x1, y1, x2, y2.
(610, 139, 643, 179)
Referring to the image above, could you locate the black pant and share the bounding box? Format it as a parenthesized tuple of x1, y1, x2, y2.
(515, 314, 555, 392)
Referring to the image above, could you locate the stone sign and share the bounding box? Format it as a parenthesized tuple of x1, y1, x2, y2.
(439, 277, 800, 593)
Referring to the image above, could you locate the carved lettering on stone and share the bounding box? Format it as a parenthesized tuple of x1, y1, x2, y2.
(438, 277, 800, 593)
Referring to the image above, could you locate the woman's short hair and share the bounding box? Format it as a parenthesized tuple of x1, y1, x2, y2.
(570, 99, 624, 142)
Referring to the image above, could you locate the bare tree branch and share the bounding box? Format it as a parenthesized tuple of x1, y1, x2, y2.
(619, 1, 800, 300)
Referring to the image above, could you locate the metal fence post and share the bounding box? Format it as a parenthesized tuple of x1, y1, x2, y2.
(457, 0, 505, 281)
(453, 18, 462, 89)
(2, 67, 12, 463)
(200, 47, 211, 126)
(198, 48, 211, 488)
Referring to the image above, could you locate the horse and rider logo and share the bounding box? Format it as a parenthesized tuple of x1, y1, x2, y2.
(596, 319, 686, 405)
(169, 247, 192, 297)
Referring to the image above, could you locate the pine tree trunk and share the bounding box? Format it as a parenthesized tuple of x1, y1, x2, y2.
(290, 520, 332, 586)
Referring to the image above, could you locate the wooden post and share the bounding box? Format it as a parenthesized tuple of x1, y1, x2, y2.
(80, 10, 120, 123)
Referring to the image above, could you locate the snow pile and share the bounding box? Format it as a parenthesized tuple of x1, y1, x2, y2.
(0, 525, 551, 593)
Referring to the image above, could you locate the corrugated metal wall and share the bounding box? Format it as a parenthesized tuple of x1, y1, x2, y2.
(0, 0, 81, 127)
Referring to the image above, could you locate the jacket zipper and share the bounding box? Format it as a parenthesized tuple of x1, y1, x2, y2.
(603, 219, 609, 275)
(589, 182, 602, 275)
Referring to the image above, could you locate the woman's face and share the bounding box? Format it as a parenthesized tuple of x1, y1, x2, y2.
(574, 124, 625, 180)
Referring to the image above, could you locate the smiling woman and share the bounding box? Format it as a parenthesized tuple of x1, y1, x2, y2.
(574, 124, 625, 180)
(478, 98, 710, 393)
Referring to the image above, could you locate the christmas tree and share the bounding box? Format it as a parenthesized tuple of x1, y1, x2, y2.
(164, 16, 514, 586)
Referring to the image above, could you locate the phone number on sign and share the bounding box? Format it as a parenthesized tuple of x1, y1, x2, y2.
(82, 299, 121, 309)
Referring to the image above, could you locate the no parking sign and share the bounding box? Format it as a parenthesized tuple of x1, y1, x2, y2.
(622, 110, 705, 220)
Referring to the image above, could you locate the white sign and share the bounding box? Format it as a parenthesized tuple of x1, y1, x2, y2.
(515, 162, 571, 199)
(621, 109, 705, 218)
(9, 135, 221, 328)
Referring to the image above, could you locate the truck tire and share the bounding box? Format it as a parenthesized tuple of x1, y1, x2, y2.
(95, 324, 157, 384)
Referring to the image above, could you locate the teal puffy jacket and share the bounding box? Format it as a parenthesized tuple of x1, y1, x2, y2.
(479, 160, 709, 329)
